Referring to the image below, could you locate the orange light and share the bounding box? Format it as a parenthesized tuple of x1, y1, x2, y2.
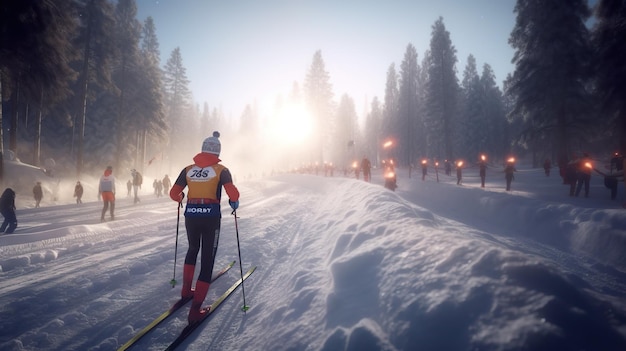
(384, 171, 395, 179)
(481, 154, 486, 161)
(435, 162, 439, 167)
(457, 161, 463, 167)
(352, 161, 358, 168)
(421, 159, 427, 165)
(507, 157, 515, 163)
(585, 162, 592, 169)
(383, 140, 393, 149)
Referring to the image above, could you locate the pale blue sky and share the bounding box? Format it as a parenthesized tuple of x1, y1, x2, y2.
(137, 0, 517, 118)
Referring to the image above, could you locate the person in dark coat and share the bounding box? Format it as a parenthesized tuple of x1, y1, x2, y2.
(0, 188, 18, 233)
(33, 182, 43, 208)
(504, 158, 517, 191)
(575, 153, 593, 197)
(74, 181, 84, 204)
(478, 154, 487, 188)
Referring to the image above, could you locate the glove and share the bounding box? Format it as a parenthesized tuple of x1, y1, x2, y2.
(229, 200, 239, 210)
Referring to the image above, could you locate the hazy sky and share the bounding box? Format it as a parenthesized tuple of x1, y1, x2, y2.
(137, 0, 517, 118)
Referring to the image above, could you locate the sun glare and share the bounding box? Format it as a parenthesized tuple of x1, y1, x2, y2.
(269, 102, 314, 146)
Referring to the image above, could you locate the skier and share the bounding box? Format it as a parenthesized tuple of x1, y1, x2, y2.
(504, 158, 517, 191)
(543, 158, 551, 176)
(99, 166, 116, 221)
(0, 188, 17, 233)
(478, 155, 487, 188)
(74, 181, 84, 204)
(131, 169, 143, 203)
(575, 153, 592, 197)
(162, 174, 172, 194)
(361, 157, 371, 182)
(33, 181, 43, 208)
(169, 131, 240, 324)
(456, 160, 464, 185)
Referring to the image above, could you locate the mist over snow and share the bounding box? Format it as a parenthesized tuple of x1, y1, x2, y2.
(1, 162, 625, 351)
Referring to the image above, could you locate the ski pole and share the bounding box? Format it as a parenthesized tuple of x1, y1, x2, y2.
(232, 209, 250, 312)
(170, 201, 182, 288)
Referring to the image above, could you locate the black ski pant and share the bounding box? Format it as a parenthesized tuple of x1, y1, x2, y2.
(184, 216, 221, 283)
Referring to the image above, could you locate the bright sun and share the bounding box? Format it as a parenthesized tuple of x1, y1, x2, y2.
(268, 101, 314, 146)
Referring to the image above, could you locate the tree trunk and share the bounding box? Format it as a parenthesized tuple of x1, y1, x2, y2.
(9, 77, 20, 155)
(33, 86, 43, 167)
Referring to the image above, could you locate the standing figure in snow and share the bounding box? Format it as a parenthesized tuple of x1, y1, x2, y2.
(162, 174, 172, 194)
(131, 169, 143, 203)
(0, 188, 17, 233)
(478, 155, 487, 188)
(99, 166, 116, 221)
(575, 153, 592, 198)
(543, 158, 551, 176)
(565, 154, 580, 196)
(504, 158, 517, 191)
(126, 180, 132, 196)
(456, 161, 464, 185)
(74, 181, 84, 204)
(33, 182, 43, 208)
(169, 131, 240, 324)
(361, 157, 371, 182)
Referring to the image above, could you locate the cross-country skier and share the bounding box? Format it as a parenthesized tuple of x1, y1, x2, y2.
(169, 131, 240, 324)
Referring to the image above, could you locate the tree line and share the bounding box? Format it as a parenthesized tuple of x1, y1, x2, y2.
(300, 0, 625, 173)
(0, 0, 218, 182)
(1, 0, 625, 182)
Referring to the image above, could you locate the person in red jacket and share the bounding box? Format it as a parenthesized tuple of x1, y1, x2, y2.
(169, 131, 240, 324)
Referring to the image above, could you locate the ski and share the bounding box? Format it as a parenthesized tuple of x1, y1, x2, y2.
(117, 260, 236, 351)
(164, 265, 257, 351)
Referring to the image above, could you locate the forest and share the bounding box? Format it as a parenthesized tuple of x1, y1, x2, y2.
(0, 0, 625, 182)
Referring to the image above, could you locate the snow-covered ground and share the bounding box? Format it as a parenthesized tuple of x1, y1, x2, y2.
(1, 162, 625, 351)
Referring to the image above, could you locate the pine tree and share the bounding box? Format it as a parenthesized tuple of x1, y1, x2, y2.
(382, 63, 399, 157)
(162, 47, 192, 157)
(334, 94, 359, 167)
(137, 16, 167, 172)
(364, 97, 382, 165)
(111, 0, 143, 171)
(459, 54, 483, 160)
(0, 0, 77, 177)
(397, 44, 420, 168)
(592, 0, 626, 155)
(73, 0, 117, 177)
(508, 0, 592, 172)
(304, 50, 334, 163)
(424, 17, 459, 161)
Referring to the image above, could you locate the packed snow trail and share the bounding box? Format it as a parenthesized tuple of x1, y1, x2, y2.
(0, 171, 625, 350)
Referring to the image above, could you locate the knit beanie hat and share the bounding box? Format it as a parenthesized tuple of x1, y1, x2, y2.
(202, 131, 221, 155)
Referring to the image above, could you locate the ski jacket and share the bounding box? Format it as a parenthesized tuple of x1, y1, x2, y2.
(170, 153, 239, 218)
(99, 169, 116, 193)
